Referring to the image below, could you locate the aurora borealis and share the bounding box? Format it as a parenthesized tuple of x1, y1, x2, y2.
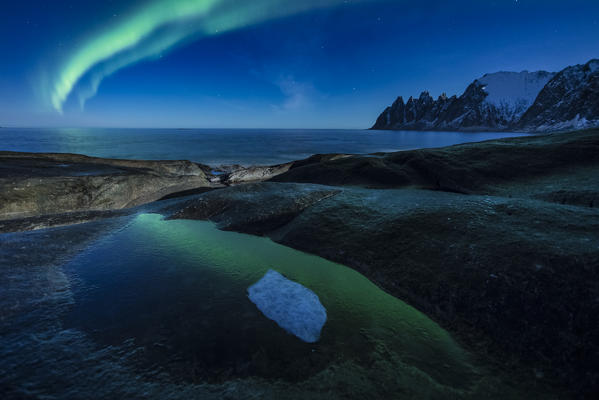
(50, 0, 364, 113)
(2, 0, 599, 127)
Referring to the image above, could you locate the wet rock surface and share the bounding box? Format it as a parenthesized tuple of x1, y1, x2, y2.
(221, 162, 293, 184)
(168, 129, 599, 397)
(3, 129, 599, 397)
(169, 183, 599, 397)
(169, 183, 340, 234)
(271, 129, 599, 196)
(0, 151, 215, 221)
(0, 208, 132, 233)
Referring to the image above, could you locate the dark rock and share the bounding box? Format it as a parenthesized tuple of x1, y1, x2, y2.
(371, 71, 555, 131)
(168, 130, 599, 397)
(0, 208, 133, 233)
(169, 182, 599, 398)
(271, 129, 599, 198)
(518, 59, 599, 131)
(169, 183, 340, 234)
(0, 151, 216, 220)
(222, 162, 293, 184)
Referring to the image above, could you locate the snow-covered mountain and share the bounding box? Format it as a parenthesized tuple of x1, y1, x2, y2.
(477, 71, 555, 122)
(372, 60, 599, 132)
(517, 59, 599, 131)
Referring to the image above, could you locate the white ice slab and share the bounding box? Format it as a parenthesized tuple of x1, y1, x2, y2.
(248, 270, 327, 343)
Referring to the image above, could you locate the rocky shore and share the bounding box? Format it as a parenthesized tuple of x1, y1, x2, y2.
(0, 151, 299, 230)
(2, 129, 599, 397)
(0, 152, 217, 221)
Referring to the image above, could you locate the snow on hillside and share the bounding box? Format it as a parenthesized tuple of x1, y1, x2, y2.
(372, 59, 598, 131)
(478, 71, 555, 119)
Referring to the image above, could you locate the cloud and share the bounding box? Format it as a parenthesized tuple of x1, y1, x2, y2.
(273, 75, 317, 111)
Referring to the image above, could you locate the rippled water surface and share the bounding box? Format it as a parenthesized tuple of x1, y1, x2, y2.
(0, 127, 527, 166)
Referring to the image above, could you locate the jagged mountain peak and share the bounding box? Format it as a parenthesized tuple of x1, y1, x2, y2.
(585, 59, 599, 73)
(372, 59, 599, 132)
(392, 96, 405, 106)
(517, 59, 599, 131)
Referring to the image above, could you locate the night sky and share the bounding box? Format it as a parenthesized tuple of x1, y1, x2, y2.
(2, 0, 598, 128)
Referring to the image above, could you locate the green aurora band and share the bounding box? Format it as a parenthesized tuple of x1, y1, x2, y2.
(47, 0, 371, 113)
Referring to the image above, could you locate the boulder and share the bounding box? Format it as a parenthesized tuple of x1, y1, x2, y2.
(0, 151, 216, 220)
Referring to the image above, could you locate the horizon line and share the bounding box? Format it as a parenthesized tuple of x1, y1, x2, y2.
(0, 125, 371, 131)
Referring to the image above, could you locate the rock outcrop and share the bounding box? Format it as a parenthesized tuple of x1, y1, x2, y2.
(0, 151, 216, 220)
(169, 181, 599, 398)
(220, 162, 294, 184)
(271, 129, 599, 199)
(170, 183, 340, 234)
(169, 129, 599, 397)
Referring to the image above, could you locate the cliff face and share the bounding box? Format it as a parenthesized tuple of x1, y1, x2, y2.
(372, 61, 599, 132)
(372, 91, 456, 130)
(517, 59, 599, 131)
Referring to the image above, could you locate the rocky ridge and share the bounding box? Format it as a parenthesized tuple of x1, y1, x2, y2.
(372, 59, 599, 132)
(518, 59, 599, 131)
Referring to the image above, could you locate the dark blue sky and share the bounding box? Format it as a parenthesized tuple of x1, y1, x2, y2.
(1, 0, 598, 128)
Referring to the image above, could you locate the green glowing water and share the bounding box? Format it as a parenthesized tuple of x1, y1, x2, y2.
(2, 212, 553, 398)
(63, 212, 498, 397)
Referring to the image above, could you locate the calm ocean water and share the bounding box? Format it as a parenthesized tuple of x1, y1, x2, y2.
(0, 128, 527, 166)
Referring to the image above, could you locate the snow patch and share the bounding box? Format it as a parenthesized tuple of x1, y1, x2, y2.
(533, 114, 599, 132)
(478, 71, 555, 119)
(248, 270, 327, 343)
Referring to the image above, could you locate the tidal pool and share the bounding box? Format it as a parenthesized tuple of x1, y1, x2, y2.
(1, 213, 544, 399)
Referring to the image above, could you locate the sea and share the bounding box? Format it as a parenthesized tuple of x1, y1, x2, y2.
(0, 127, 528, 165)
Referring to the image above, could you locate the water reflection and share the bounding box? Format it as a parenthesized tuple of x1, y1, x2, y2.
(64, 214, 475, 387)
(1, 213, 556, 399)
